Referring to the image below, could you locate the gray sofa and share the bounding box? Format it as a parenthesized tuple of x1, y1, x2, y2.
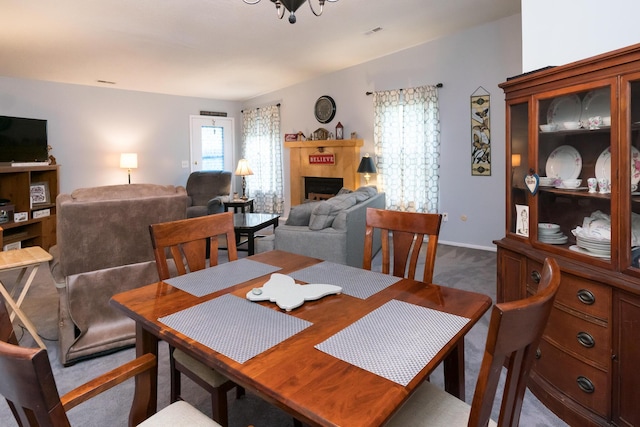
(275, 187, 385, 267)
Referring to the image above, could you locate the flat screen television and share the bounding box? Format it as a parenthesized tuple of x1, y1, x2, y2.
(0, 115, 49, 164)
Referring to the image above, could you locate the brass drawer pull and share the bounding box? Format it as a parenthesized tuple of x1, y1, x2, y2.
(577, 332, 595, 348)
(577, 289, 596, 305)
(530, 270, 541, 284)
(577, 376, 595, 394)
(535, 348, 542, 359)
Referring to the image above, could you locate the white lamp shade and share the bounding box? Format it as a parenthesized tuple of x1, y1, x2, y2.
(120, 153, 138, 169)
(235, 159, 254, 176)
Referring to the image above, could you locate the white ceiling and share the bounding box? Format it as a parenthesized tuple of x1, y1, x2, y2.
(0, 0, 520, 101)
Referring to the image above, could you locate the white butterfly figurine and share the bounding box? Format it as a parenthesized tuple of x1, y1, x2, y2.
(246, 273, 342, 311)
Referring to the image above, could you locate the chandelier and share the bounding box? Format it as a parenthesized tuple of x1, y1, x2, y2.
(243, 0, 338, 24)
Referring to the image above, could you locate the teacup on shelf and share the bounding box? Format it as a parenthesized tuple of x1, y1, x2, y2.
(563, 121, 581, 130)
(562, 179, 582, 189)
(539, 176, 556, 187)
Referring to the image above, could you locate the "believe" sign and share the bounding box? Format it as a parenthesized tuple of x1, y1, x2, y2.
(309, 153, 335, 165)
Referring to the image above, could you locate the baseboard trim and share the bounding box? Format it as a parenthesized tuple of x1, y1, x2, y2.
(438, 240, 497, 252)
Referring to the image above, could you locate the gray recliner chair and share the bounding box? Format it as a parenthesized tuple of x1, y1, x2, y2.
(186, 171, 232, 218)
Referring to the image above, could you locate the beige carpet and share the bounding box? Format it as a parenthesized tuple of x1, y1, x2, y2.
(0, 244, 568, 426)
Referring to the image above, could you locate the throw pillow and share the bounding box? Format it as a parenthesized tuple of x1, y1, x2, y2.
(309, 194, 357, 230)
(285, 201, 322, 226)
(336, 187, 353, 195)
(355, 186, 378, 197)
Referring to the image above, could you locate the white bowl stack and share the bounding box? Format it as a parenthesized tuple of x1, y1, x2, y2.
(538, 223, 568, 244)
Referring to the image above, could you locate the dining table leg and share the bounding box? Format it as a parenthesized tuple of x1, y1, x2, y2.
(128, 323, 159, 427)
(443, 340, 465, 399)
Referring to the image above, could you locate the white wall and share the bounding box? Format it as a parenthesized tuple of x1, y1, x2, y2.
(245, 15, 522, 250)
(0, 78, 241, 193)
(522, 0, 640, 72)
(0, 14, 521, 251)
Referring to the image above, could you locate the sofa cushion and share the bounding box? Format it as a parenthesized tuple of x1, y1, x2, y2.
(355, 186, 378, 197)
(337, 187, 353, 195)
(309, 193, 357, 230)
(285, 201, 322, 226)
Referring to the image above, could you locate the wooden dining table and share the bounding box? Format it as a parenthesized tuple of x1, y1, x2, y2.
(110, 250, 492, 427)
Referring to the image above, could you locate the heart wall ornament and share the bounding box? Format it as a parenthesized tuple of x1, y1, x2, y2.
(524, 173, 540, 195)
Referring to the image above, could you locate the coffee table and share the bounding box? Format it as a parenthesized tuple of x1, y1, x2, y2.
(233, 213, 279, 255)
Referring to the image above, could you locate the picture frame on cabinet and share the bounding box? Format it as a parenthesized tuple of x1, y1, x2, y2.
(30, 182, 50, 206)
(515, 204, 529, 237)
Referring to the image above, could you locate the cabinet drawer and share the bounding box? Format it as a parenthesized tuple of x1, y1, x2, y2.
(535, 339, 610, 417)
(556, 274, 610, 320)
(544, 306, 610, 368)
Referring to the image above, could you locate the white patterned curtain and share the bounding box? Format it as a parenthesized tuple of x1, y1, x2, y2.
(241, 105, 284, 213)
(373, 85, 440, 212)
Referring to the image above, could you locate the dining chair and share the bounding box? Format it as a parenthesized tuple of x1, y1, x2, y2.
(363, 208, 443, 283)
(0, 294, 221, 427)
(149, 211, 240, 426)
(385, 257, 561, 427)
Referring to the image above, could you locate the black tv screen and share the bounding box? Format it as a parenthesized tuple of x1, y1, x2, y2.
(0, 115, 49, 164)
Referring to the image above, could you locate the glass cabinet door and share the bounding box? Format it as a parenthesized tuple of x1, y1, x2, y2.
(509, 101, 529, 236)
(624, 75, 640, 272)
(535, 84, 614, 265)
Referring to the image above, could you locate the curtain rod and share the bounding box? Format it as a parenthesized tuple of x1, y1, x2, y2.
(365, 83, 443, 96)
(241, 103, 281, 113)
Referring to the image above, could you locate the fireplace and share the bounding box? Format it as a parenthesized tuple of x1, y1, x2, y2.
(284, 139, 363, 205)
(304, 177, 343, 200)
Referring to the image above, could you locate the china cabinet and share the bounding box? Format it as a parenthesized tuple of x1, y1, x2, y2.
(496, 44, 640, 426)
(0, 165, 59, 251)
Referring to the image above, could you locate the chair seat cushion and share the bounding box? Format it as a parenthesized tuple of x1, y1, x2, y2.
(384, 381, 497, 427)
(174, 349, 230, 387)
(137, 400, 221, 426)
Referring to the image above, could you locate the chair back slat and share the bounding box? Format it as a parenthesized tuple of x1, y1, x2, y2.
(149, 211, 238, 280)
(363, 208, 442, 283)
(468, 257, 561, 427)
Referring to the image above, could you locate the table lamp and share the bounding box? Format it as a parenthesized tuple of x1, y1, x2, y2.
(235, 159, 254, 200)
(120, 153, 138, 184)
(357, 154, 376, 185)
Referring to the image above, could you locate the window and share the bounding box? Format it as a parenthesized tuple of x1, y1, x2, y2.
(241, 105, 284, 213)
(372, 85, 441, 213)
(189, 116, 234, 172)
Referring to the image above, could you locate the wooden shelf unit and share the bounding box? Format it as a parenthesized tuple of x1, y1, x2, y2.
(0, 165, 59, 251)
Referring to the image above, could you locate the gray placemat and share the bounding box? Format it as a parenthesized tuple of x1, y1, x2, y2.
(315, 299, 470, 386)
(289, 261, 401, 299)
(164, 259, 281, 297)
(159, 294, 312, 363)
